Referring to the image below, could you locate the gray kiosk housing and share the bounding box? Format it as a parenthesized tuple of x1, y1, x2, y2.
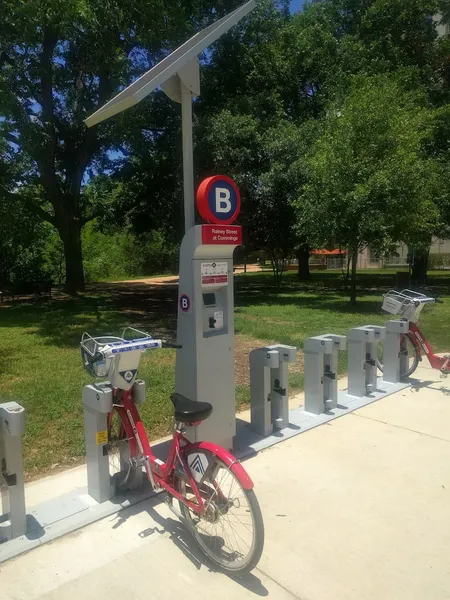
(175, 225, 240, 450)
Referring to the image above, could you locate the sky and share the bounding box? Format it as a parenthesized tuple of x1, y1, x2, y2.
(290, 0, 305, 13)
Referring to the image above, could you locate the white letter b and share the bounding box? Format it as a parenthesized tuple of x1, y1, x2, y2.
(215, 188, 231, 213)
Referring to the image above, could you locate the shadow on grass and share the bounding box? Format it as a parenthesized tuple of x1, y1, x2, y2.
(1, 271, 448, 350)
(236, 286, 383, 316)
(0, 281, 178, 349)
(236, 270, 450, 298)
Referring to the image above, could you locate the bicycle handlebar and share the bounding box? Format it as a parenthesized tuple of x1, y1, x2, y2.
(162, 341, 183, 349)
(82, 337, 182, 362)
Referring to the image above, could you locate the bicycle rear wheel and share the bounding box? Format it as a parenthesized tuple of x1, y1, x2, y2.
(176, 455, 264, 574)
(377, 333, 419, 379)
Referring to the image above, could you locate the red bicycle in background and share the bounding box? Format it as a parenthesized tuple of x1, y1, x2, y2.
(81, 328, 264, 574)
(377, 289, 448, 379)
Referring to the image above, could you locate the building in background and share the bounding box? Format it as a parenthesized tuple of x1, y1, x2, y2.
(299, 238, 450, 271)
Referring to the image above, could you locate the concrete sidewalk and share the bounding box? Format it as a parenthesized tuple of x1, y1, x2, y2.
(1, 361, 450, 599)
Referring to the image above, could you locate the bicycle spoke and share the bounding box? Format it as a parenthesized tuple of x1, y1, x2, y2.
(177, 456, 259, 570)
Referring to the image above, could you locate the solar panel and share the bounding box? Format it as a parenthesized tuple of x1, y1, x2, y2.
(85, 0, 256, 127)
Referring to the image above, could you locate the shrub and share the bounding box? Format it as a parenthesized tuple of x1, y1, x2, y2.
(428, 253, 450, 270)
(82, 223, 179, 282)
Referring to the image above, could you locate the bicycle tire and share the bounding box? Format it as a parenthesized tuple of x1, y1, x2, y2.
(377, 333, 420, 379)
(107, 408, 137, 491)
(176, 455, 264, 574)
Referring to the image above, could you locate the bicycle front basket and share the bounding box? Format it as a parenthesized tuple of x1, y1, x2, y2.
(382, 292, 406, 315)
(80, 335, 123, 379)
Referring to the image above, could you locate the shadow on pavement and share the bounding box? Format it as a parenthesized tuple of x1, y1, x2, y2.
(109, 494, 269, 597)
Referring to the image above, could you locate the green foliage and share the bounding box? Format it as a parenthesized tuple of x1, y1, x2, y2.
(428, 253, 450, 269)
(198, 0, 450, 292)
(301, 73, 439, 294)
(82, 222, 178, 282)
(0, 196, 56, 283)
(199, 0, 291, 123)
(422, 103, 450, 240)
(1, 0, 449, 293)
(0, 0, 246, 291)
(200, 110, 314, 284)
(124, 230, 179, 277)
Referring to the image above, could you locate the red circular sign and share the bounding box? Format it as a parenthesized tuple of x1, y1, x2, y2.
(196, 175, 241, 225)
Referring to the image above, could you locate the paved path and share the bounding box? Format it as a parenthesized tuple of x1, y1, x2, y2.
(112, 264, 262, 286)
(1, 361, 450, 599)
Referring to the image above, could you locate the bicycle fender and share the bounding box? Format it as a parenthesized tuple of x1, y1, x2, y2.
(407, 332, 422, 358)
(187, 441, 254, 491)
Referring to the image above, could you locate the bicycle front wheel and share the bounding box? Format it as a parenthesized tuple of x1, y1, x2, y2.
(176, 456, 264, 574)
(377, 333, 419, 379)
(107, 408, 137, 491)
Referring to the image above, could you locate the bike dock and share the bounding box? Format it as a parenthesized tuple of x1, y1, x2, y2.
(1, 359, 449, 600)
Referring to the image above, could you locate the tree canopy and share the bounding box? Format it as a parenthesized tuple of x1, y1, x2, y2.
(0, 0, 245, 291)
(0, 0, 449, 297)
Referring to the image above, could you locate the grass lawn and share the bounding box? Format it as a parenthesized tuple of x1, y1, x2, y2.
(0, 270, 449, 479)
(0, 283, 180, 479)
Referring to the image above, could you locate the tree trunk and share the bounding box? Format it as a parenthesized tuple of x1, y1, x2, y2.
(60, 220, 85, 294)
(350, 249, 358, 305)
(270, 253, 284, 288)
(411, 247, 430, 287)
(296, 245, 310, 281)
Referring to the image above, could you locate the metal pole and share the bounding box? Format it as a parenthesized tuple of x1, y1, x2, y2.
(181, 82, 195, 233)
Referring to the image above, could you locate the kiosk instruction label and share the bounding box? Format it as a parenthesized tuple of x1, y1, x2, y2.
(201, 262, 228, 287)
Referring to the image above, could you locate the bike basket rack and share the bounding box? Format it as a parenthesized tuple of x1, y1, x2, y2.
(80, 334, 125, 378)
(381, 289, 432, 323)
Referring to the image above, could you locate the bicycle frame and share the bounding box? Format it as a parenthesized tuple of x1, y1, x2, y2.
(108, 389, 254, 515)
(407, 322, 450, 372)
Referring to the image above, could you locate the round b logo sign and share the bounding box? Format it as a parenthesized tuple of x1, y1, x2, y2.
(196, 175, 241, 225)
(179, 294, 190, 313)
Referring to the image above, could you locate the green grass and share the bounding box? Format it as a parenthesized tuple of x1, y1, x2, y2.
(0, 292, 178, 478)
(1, 268, 449, 478)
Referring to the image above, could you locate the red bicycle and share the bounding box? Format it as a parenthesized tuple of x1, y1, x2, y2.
(377, 289, 447, 378)
(81, 328, 264, 574)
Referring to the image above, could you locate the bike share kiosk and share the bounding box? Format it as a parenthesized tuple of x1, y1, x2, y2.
(249, 345, 297, 436)
(347, 325, 386, 397)
(304, 334, 346, 415)
(0, 402, 26, 542)
(83, 1, 257, 455)
(175, 176, 242, 450)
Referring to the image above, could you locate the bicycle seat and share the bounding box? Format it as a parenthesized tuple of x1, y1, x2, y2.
(170, 393, 213, 423)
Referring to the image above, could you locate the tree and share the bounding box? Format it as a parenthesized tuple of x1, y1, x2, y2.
(199, 108, 314, 285)
(409, 101, 450, 283)
(0, 0, 244, 293)
(196, 1, 321, 283)
(301, 73, 439, 303)
(0, 128, 59, 284)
